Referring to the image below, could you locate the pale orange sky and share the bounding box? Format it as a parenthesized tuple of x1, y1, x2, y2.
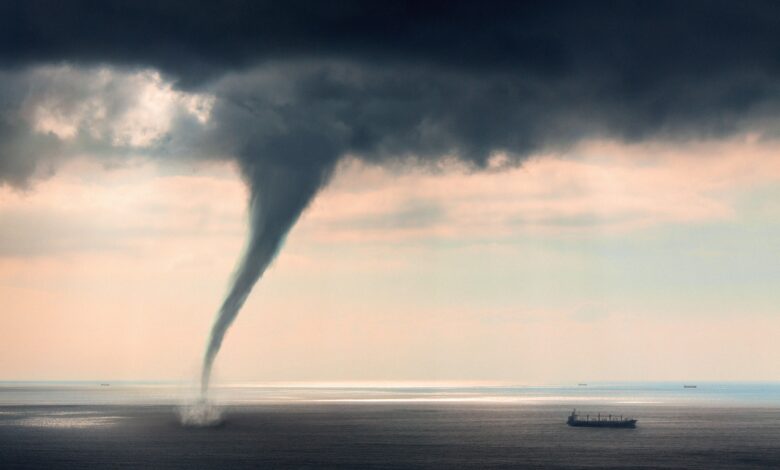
(2, 136, 780, 383)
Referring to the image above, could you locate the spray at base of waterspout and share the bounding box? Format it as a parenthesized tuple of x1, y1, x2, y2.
(179, 397, 223, 428)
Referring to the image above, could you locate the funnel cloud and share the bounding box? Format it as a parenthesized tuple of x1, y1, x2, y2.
(201, 159, 335, 393)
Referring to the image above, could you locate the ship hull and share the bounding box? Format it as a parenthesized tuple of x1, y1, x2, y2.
(567, 420, 637, 428)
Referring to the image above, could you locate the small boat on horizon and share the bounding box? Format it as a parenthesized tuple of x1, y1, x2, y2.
(683, 385, 697, 389)
(567, 409, 637, 428)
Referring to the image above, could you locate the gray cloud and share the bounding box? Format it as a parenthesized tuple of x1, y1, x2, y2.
(3, 2, 780, 184)
(0, 119, 59, 187)
(187, 61, 780, 173)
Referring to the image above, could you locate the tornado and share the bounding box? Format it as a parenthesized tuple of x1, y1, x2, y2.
(200, 159, 334, 396)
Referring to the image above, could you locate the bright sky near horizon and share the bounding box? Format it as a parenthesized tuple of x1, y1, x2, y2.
(2, 133, 779, 383)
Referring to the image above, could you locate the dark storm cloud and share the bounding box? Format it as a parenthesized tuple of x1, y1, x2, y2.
(193, 60, 780, 173)
(2, 1, 780, 85)
(2, 0, 780, 175)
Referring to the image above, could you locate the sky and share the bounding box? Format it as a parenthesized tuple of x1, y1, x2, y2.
(1, 1, 780, 384)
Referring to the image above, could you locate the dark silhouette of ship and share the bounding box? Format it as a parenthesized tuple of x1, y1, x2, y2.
(567, 409, 637, 428)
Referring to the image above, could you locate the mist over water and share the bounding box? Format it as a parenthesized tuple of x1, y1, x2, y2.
(178, 400, 223, 427)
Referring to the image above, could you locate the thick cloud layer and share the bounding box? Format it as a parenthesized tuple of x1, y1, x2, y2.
(2, 1, 780, 184)
(3, 1, 780, 391)
(3, 1, 780, 85)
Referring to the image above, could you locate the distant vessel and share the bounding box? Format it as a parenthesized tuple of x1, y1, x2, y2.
(683, 385, 697, 388)
(100, 383, 110, 387)
(577, 383, 588, 386)
(567, 410, 637, 428)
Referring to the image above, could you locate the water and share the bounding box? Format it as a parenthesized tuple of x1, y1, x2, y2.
(1, 383, 779, 468)
(2, 381, 779, 407)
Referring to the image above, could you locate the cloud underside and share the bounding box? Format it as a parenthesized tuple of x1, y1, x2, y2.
(2, 61, 780, 190)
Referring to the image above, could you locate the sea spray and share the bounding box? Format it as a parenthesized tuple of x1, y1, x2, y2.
(178, 399, 223, 427)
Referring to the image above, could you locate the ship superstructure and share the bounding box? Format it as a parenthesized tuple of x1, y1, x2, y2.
(567, 409, 637, 428)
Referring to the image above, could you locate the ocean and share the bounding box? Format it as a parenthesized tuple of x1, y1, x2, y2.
(1, 382, 779, 469)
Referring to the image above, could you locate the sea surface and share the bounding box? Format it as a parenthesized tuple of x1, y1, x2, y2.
(1, 382, 779, 469)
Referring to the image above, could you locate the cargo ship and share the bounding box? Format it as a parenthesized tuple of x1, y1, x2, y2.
(567, 409, 637, 428)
